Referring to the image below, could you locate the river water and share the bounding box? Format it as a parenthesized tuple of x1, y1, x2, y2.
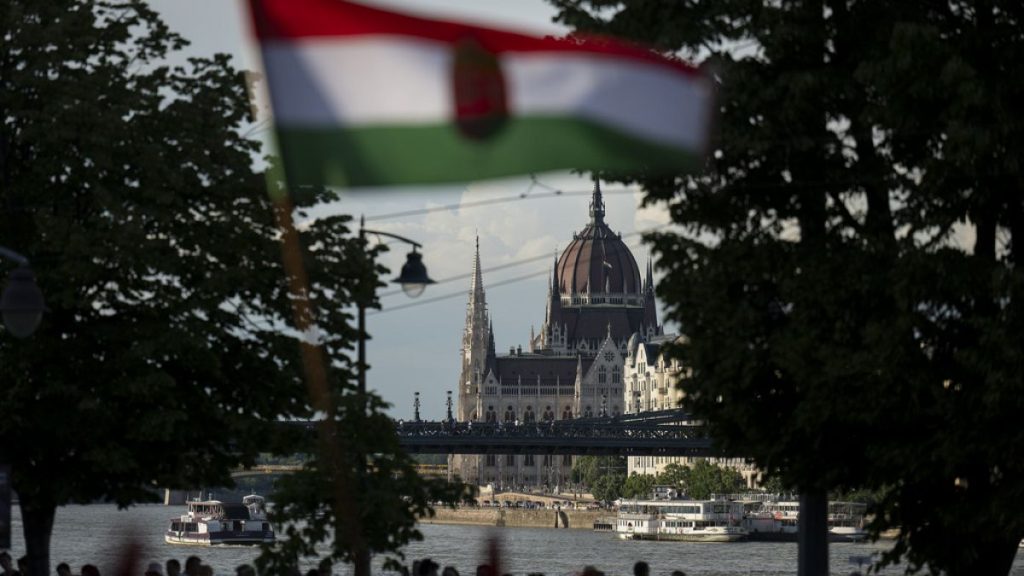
(7, 504, 1024, 575)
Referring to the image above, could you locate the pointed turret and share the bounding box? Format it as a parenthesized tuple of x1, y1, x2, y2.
(470, 235, 485, 302)
(643, 257, 659, 331)
(546, 253, 561, 320)
(487, 320, 496, 368)
(459, 235, 492, 418)
(589, 179, 605, 224)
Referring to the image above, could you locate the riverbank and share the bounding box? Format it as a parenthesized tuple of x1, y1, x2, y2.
(419, 507, 606, 531)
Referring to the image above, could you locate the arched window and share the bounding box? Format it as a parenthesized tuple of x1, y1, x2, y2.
(612, 367, 621, 384)
(561, 406, 573, 420)
(523, 406, 536, 423)
(598, 366, 607, 384)
(504, 406, 516, 422)
(543, 406, 554, 421)
(583, 406, 593, 418)
(485, 406, 497, 423)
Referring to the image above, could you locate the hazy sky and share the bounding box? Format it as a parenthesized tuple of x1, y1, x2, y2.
(148, 0, 674, 420)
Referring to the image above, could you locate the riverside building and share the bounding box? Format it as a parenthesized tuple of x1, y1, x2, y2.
(623, 335, 762, 489)
(453, 183, 662, 489)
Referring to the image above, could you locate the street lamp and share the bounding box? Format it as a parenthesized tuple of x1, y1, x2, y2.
(357, 217, 435, 402)
(352, 219, 434, 576)
(0, 247, 45, 338)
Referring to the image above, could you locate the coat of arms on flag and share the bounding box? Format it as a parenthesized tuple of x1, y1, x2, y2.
(248, 0, 713, 187)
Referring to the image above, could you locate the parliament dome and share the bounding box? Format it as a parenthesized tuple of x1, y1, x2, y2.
(555, 183, 641, 296)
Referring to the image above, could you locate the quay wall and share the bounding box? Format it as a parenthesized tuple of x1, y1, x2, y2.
(419, 507, 605, 531)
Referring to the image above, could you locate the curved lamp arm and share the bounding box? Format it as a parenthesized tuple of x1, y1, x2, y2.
(0, 246, 29, 266)
(359, 220, 423, 250)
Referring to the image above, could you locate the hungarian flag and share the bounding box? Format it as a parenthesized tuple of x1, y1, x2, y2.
(249, 0, 713, 187)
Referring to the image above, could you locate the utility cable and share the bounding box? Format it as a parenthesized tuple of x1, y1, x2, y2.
(370, 236, 661, 315)
(376, 223, 671, 298)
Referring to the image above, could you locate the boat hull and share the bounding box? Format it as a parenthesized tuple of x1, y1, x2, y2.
(744, 530, 867, 543)
(618, 531, 745, 543)
(165, 531, 275, 546)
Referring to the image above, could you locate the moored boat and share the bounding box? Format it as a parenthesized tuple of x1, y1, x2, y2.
(165, 494, 275, 546)
(742, 499, 867, 542)
(616, 499, 747, 542)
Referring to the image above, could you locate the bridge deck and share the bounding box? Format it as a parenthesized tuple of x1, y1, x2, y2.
(393, 409, 722, 456)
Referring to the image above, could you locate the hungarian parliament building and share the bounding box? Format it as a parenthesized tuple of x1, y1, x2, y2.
(452, 183, 758, 490)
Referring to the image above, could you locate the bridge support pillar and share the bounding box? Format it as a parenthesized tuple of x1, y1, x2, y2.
(164, 489, 187, 506)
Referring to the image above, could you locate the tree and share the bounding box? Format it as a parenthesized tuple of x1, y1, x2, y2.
(683, 461, 744, 501)
(621, 473, 656, 500)
(571, 456, 625, 492)
(0, 2, 458, 574)
(590, 474, 624, 503)
(549, 1, 1024, 574)
(657, 463, 689, 490)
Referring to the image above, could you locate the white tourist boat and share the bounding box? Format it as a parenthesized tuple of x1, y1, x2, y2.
(828, 501, 868, 543)
(616, 499, 747, 542)
(742, 499, 867, 542)
(165, 494, 275, 546)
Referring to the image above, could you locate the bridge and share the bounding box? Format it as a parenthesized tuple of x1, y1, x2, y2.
(393, 409, 721, 457)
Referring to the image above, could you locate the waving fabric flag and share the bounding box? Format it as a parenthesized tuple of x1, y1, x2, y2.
(248, 0, 713, 187)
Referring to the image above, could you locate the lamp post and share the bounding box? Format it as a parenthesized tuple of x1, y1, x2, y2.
(357, 216, 435, 404)
(354, 218, 433, 576)
(0, 247, 45, 338)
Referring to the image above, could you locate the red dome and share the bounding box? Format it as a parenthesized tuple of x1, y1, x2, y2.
(555, 186, 641, 295)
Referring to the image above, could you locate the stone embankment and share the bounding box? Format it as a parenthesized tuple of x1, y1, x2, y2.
(419, 507, 606, 530)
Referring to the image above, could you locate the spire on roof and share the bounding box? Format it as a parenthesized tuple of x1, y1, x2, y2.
(552, 250, 559, 292)
(469, 233, 484, 300)
(589, 178, 605, 224)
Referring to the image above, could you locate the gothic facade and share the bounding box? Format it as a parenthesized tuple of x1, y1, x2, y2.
(453, 183, 663, 489)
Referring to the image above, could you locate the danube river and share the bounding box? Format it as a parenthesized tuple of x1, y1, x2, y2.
(7, 505, 1024, 575)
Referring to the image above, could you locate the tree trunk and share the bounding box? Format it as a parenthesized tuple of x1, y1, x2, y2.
(798, 491, 828, 576)
(20, 498, 55, 576)
(354, 548, 371, 576)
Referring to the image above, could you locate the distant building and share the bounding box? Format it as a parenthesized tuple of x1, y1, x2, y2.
(623, 336, 761, 489)
(451, 182, 760, 491)
(452, 183, 662, 488)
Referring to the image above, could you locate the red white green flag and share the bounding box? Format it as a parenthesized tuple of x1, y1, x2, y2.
(248, 0, 713, 187)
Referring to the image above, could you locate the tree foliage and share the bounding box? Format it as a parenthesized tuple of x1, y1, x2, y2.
(684, 461, 745, 500)
(571, 456, 625, 489)
(550, 1, 1024, 574)
(0, 1, 461, 573)
(621, 473, 656, 499)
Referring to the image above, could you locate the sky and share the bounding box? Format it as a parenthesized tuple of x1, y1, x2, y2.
(148, 0, 674, 420)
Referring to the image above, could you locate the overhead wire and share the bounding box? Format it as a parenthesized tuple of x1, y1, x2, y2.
(361, 186, 638, 223)
(376, 223, 671, 298)
(370, 233, 665, 315)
